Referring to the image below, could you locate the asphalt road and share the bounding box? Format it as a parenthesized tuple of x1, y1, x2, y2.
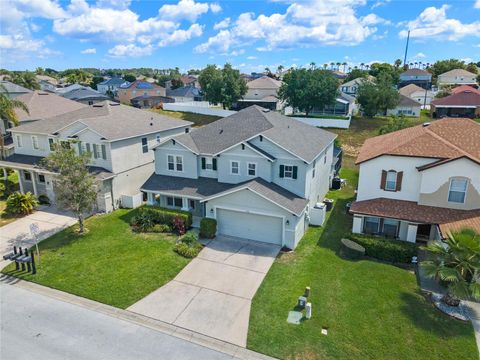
(0, 283, 233, 360)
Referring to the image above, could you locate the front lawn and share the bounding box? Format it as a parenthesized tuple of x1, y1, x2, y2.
(1, 209, 191, 309)
(247, 168, 477, 359)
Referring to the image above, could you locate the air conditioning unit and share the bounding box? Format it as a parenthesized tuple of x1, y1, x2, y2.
(309, 202, 326, 226)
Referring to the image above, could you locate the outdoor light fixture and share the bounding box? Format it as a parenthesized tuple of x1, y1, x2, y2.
(210, 208, 214, 214)
(286, 220, 290, 225)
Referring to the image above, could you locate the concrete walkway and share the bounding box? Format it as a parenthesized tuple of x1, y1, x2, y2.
(128, 236, 280, 347)
(0, 206, 76, 265)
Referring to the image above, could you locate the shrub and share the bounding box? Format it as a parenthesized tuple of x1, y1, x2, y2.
(151, 224, 171, 233)
(38, 194, 50, 205)
(6, 192, 38, 215)
(348, 234, 418, 263)
(172, 216, 186, 235)
(340, 238, 365, 260)
(135, 206, 192, 228)
(130, 211, 156, 232)
(181, 231, 199, 245)
(200, 218, 217, 238)
(174, 242, 203, 258)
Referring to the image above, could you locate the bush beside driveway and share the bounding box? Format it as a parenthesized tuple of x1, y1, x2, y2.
(1, 209, 191, 309)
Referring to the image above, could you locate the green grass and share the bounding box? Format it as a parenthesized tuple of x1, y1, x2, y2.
(247, 168, 477, 360)
(1, 209, 191, 309)
(150, 108, 221, 127)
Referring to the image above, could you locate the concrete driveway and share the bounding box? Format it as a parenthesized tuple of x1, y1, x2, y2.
(128, 236, 280, 347)
(0, 206, 76, 265)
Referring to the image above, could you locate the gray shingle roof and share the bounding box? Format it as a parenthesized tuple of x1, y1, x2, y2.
(0, 80, 32, 95)
(247, 76, 282, 89)
(61, 87, 109, 101)
(398, 94, 421, 107)
(10, 101, 192, 141)
(98, 77, 126, 86)
(166, 86, 202, 98)
(169, 106, 336, 163)
(140, 174, 308, 216)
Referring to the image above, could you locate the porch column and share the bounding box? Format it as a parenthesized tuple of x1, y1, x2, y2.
(30, 171, 38, 196)
(147, 192, 154, 205)
(181, 197, 189, 211)
(352, 216, 363, 233)
(406, 223, 418, 243)
(17, 170, 24, 193)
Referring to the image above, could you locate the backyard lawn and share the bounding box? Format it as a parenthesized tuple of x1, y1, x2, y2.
(1, 209, 191, 309)
(150, 108, 221, 127)
(247, 168, 477, 359)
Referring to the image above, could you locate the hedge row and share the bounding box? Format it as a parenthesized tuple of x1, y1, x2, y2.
(134, 205, 192, 228)
(347, 234, 418, 263)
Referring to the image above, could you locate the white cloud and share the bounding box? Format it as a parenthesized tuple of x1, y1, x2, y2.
(247, 55, 257, 60)
(214, 17, 230, 30)
(414, 52, 426, 58)
(96, 0, 132, 10)
(210, 3, 222, 13)
(158, 23, 203, 47)
(399, 5, 480, 40)
(195, 0, 385, 54)
(108, 43, 153, 57)
(158, 0, 209, 22)
(371, 0, 390, 10)
(81, 48, 97, 54)
(475, 0, 480, 9)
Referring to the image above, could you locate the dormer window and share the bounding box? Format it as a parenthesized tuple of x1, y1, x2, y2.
(448, 178, 467, 203)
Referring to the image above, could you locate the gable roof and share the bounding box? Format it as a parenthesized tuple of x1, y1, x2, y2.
(341, 77, 367, 88)
(98, 77, 126, 86)
(61, 87, 109, 101)
(247, 76, 282, 90)
(35, 75, 58, 84)
(14, 91, 86, 122)
(400, 68, 432, 77)
(439, 69, 477, 78)
(0, 80, 32, 95)
(431, 90, 480, 107)
(10, 101, 192, 141)
(451, 85, 480, 95)
(399, 83, 425, 96)
(119, 80, 164, 91)
(397, 94, 421, 107)
(166, 85, 202, 98)
(168, 106, 336, 163)
(356, 118, 480, 165)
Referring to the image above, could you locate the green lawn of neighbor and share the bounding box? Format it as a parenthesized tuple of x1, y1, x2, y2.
(1, 209, 191, 309)
(247, 168, 477, 360)
(150, 108, 221, 127)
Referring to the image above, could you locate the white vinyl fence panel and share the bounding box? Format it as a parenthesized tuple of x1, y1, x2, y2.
(163, 102, 237, 117)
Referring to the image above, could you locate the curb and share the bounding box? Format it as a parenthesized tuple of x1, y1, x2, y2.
(0, 275, 276, 360)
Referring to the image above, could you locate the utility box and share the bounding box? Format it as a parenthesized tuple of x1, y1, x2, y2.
(121, 193, 143, 209)
(309, 203, 326, 226)
(298, 296, 307, 308)
(306, 303, 312, 319)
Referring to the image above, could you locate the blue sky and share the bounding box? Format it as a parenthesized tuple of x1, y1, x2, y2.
(0, 0, 479, 72)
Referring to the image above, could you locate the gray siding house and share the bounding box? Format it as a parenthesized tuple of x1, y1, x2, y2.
(141, 106, 337, 249)
(0, 101, 192, 212)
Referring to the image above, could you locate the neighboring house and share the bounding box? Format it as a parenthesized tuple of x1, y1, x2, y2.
(430, 88, 480, 119)
(340, 78, 366, 96)
(386, 94, 421, 117)
(166, 85, 203, 102)
(117, 81, 166, 104)
(399, 68, 432, 89)
(451, 85, 480, 95)
(36, 75, 58, 92)
(60, 86, 110, 105)
(141, 106, 337, 249)
(130, 95, 173, 109)
(97, 77, 126, 95)
(180, 75, 200, 88)
(399, 83, 434, 107)
(350, 118, 480, 242)
(437, 69, 478, 88)
(55, 83, 86, 95)
(0, 101, 192, 212)
(235, 76, 283, 111)
(0, 80, 31, 98)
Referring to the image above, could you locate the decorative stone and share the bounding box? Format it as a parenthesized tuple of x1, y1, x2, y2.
(431, 293, 470, 321)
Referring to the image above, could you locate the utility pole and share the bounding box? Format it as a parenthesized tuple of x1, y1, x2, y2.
(403, 30, 410, 69)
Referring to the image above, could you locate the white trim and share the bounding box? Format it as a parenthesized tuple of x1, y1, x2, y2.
(214, 205, 285, 247)
(447, 177, 468, 204)
(283, 164, 295, 179)
(31, 135, 39, 150)
(154, 137, 199, 155)
(140, 189, 203, 200)
(166, 154, 184, 173)
(230, 160, 240, 175)
(247, 162, 257, 177)
(15, 134, 22, 148)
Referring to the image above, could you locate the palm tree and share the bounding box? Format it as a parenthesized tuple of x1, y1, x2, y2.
(323, 64, 328, 70)
(394, 59, 402, 69)
(360, 62, 365, 70)
(336, 62, 341, 71)
(421, 228, 480, 306)
(310, 62, 316, 70)
(342, 62, 348, 73)
(11, 72, 40, 90)
(330, 62, 335, 70)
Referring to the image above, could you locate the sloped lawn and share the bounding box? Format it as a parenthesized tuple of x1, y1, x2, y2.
(1, 209, 190, 309)
(247, 169, 477, 359)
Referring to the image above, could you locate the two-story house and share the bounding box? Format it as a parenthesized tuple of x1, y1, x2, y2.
(0, 101, 192, 212)
(235, 76, 283, 111)
(117, 81, 166, 104)
(97, 77, 126, 96)
(340, 78, 367, 97)
(141, 106, 337, 249)
(350, 118, 480, 242)
(437, 69, 478, 88)
(399, 68, 432, 90)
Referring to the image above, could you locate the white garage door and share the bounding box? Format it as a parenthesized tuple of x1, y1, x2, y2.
(217, 208, 282, 245)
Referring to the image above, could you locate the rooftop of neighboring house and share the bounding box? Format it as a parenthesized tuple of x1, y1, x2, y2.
(14, 91, 86, 122)
(431, 89, 480, 107)
(35, 75, 58, 85)
(439, 68, 477, 78)
(0, 80, 32, 95)
(355, 117, 480, 166)
(451, 85, 480, 95)
(341, 77, 367, 88)
(166, 85, 202, 98)
(55, 83, 86, 94)
(10, 101, 192, 142)
(98, 77, 126, 86)
(119, 80, 164, 91)
(247, 76, 282, 90)
(397, 94, 422, 107)
(61, 86, 110, 101)
(168, 105, 336, 163)
(400, 68, 432, 77)
(180, 75, 198, 85)
(399, 83, 426, 96)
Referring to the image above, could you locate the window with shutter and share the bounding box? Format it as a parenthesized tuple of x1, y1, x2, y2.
(385, 171, 397, 191)
(212, 158, 217, 171)
(396, 171, 403, 191)
(201, 157, 206, 169)
(93, 144, 98, 159)
(279, 165, 285, 178)
(380, 170, 387, 189)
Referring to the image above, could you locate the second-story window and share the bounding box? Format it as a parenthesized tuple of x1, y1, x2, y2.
(141, 137, 148, 153)
(167, 155, 183, 171)
(16, 135, 22, 148)
(284, 165, 294, 179)
(31, 136, 39, 150)
(101, 144, 107, 160)
(167, 155, 175, 170)
(448, 178, 468, 203)
(176, 156, 183, 171)
(231, 161, 240, 175)
(156, 135, 161, 143)
(248, 163, 256, 176)
(48, 138, 55, 151)
(385, 171, 397, 191)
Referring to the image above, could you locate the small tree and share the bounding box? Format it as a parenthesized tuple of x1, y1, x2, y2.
(421, 228, 480, 306)
(356, 73, 399, 117)
(41, 145, 97, 233)
(378, 115, 409, 135)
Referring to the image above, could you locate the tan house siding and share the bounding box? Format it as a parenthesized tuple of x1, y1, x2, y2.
(117, 84, 166, 104)
(418, 177, 480, 211)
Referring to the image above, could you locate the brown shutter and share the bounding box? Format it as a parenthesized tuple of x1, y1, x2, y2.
(380, 170, 387, 190)
(396, 171, 403, 191)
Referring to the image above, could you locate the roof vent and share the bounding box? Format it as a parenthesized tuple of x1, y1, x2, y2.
(150, 122, 153, 126)
(422, 122, 431, 127)
(262, 108, 270, 113)
(219, 129, 223, 134)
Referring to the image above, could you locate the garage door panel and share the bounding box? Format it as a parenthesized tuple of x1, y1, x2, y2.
(217, 208, 282, 245)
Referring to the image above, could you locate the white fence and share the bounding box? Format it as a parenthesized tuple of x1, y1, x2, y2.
(163, 102, 236, 117)
(292, 116, 351, 129)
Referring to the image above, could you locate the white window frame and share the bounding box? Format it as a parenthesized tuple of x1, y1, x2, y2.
(16, 135, 22, 148)
(24, 171, 32, 182)
(141, 137, 148, 153)
(204, 157, 213, 170)
(385, 170, 397, 191)
(175, 155, 183, 172)
(448, 178, 468, 204)
(156, 134, 161, 143)
(48, 137, 55, 151)
(284, 165, 294, 179)
(94, 144, 102, 159)
(31, 135, 39, 150)
(247, 162, 257, 176)
(230, 160, 240, 175)
(38, 174, 46, 183)
(167, 155, 175, 171)
(364, 216, 380, 234)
